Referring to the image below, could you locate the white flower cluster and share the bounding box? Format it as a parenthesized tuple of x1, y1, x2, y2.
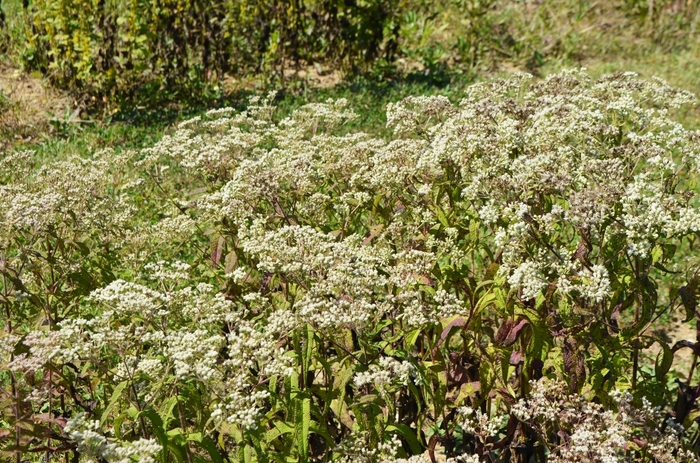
(7, 330, 60, 373)
(337, 431, 477, 463)
(210, 388, 272, 430)
(457, 406, 509, 438)
(151, 70, 700, 319)
(143, 260, 191, 282)
(52, 263, 293, 432)
(509, 379, 699, 463)
(241, 223, 392, 330)
(334, 432, 472, 463)
(506, 261, 546, 300)
(445, 456, 480, 463)
(123, 214, 197, 266)
(334, 432, 402, 463)
(408, 69, 698, 302)
(0, 151, 135, 240)
(65, 414, 161, 463)
(139, 93, 279, 176)
(354, 357, 418, 389)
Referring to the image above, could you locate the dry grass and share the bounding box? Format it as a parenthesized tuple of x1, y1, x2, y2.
(0, 65, 76, 150)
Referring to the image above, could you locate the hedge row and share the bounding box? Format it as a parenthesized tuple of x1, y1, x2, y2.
(19, 0, 401, 105)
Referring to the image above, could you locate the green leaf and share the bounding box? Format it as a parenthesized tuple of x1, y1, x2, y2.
(386, 423, 422, 454)
(308, 421, 334, 449)
(469, 219, 479, 242)
(655, 340, 674, 381)
(191, 435, 225, 463)
(140, 409, 185, 462)
(165, 442, 186, 463)
(167, 428, 185, 439)
(679, 285, 697, 323)
(158, 395, 179, 428)
(100, 380, 129, 427)
(433, 205, 450, 228)
(113, 412, 127, 440)
(354, 393, 379, 406)
(296, 396, 311, 462)
(266, 420, 294, 443)
(483, 263, 500, 281)
(435, 316, 466, 352)
(474, 290, 496, 315)
(332, 362, 355, 429)
(405, 327, 422, 349)
(126, 405, 140, 420)
(653, 262, 681, 274)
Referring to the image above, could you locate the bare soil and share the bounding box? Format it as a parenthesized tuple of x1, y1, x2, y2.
(0, 66, 75, 150)
(646, 318, 697, 380)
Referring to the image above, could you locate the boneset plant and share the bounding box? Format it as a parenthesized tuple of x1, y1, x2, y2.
(4, 70, 700, 462)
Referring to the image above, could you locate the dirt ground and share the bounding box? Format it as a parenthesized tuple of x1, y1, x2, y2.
(647, 318, 698, 380)
(0, 66, 75, 150)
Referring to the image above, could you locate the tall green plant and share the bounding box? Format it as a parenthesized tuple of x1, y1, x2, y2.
(20, 0, 402, 110)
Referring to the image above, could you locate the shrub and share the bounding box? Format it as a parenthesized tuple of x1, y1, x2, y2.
(3, 70, 700, 461)
(18, 0, 401, 109)
(12, 0, 700, 115)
